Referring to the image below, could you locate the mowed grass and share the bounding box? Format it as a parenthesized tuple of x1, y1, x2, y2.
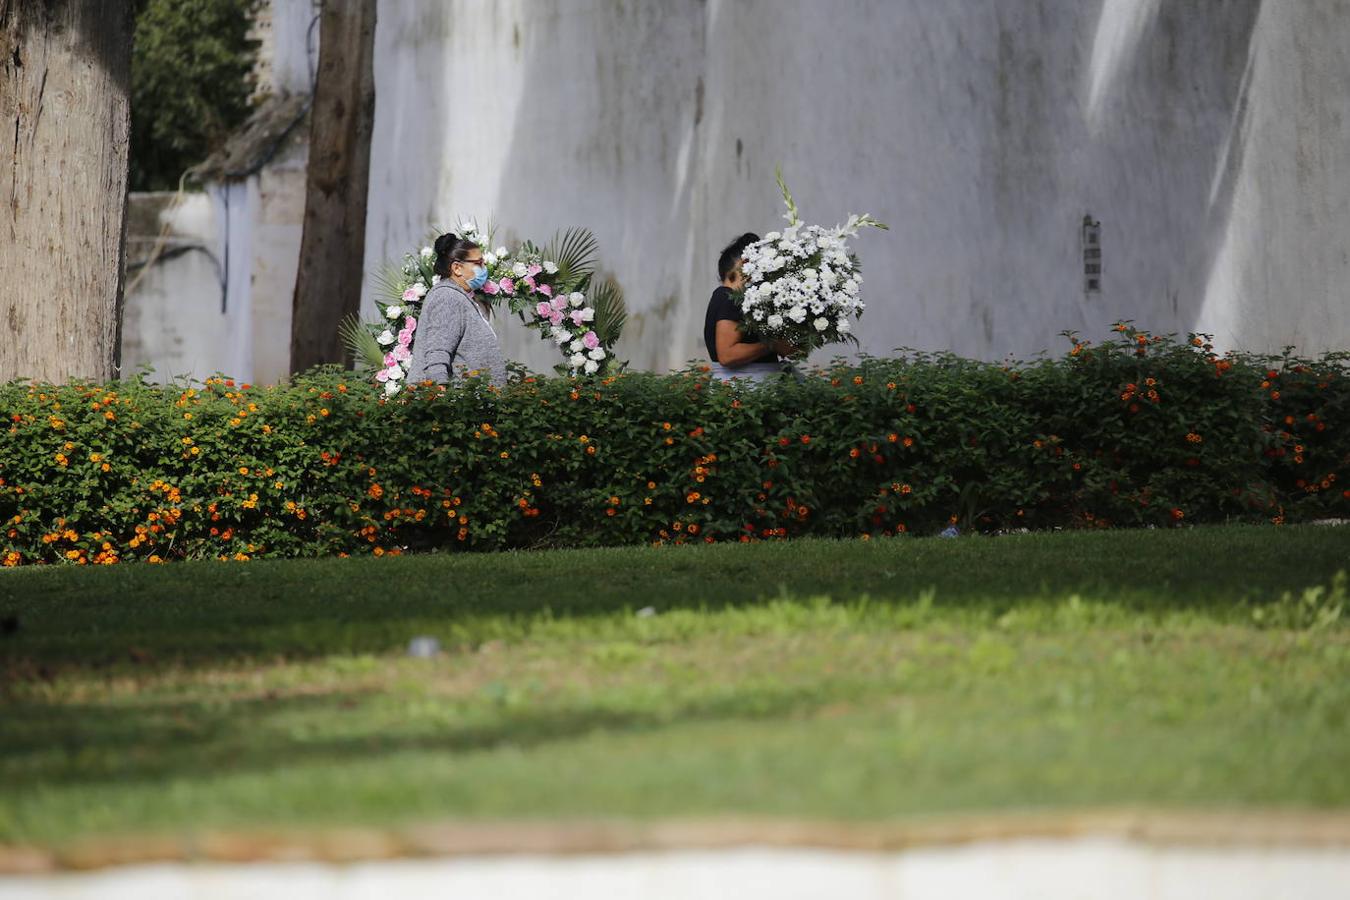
(1, 525, 1348, 847)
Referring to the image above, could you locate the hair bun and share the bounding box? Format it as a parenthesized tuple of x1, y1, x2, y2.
(434, 233, 459, 255)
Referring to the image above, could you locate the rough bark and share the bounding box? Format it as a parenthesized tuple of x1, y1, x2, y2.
(289, 0, 377, 374)
(1, 0, 132, 384)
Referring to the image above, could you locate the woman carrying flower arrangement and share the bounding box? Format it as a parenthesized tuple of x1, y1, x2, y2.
(705, 232, 797, 383)
(406, 233, 507, 388)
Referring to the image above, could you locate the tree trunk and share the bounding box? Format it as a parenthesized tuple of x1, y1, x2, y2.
(289, 0, 377, 375)
(1, 1, 132, 384)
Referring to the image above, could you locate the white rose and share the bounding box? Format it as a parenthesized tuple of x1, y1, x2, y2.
(569, 292, 585, 308)
(420, 246, 433, 258)
(411, 282, 427, 298)
(512, 261, 528, 277)
(588, 347, 606, 361)
(484, 252, 497, 267)
(384, 380, 401, 396)
(543, 261, 558, 274)
(813, 317, 829, 332)
(579, 307, 595, 322)
(570, 339, 584, 352)
(495, 246, 508, 258)
(388, 364, 405, 380)
(385, 305, 403, 320)
(583, 359, 600, 375)
(569, 352, 586, 368)
(766, 314, 784, 329)
(376, 329, 395, 346)
(787, 306, 807, 323)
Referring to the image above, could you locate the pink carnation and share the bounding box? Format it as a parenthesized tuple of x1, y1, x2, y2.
(549, 295, 568, 312)
(548, 310, 565, 327)
(526, 264, 542, 277)
(402, 288, 418, 302)
(481, 280, 500, 295)
(524, 276, 537, 293)
(535, 301, 553, 318)
(498, 278, 514, 294)
(404, 316, 417, 332)
(383, 353, 397, 367)
(582, 331, 600, 350)
(375, 368, 391, 383)
(569, 309, 586, 326)
(392, 345, 411, 362)
(537, 283, 552, 298)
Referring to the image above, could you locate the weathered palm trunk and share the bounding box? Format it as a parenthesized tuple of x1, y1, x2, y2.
(1, 1, 132, 384)
(289, 0, 377, 374)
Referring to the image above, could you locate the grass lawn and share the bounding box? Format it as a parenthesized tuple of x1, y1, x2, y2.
(1, 525, 1348, 848)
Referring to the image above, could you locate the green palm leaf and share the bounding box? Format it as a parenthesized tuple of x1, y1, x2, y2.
(340, 314, 385, 371)
(589, 275, 627, 347)
(545, 227, 600, 292)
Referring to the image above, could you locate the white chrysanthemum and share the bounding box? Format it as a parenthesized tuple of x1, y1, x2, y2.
(570, 339, 584, 352)
(766, 314, 784, 329)
(569, 352, 586, 368)
(569, 292, 585, 308)
(511, 261, 528, 277)
(385, 305, 403, 320)
(543, 261, 558, 275)
(583, 359, 600, 375)
(588, 347, 606, 361)
(376, 329, 395, 346)
(384, 380, 401, 396)
(813, 317, 829, 332)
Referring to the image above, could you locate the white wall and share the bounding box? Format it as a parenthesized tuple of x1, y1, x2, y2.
(361, 0, 1350, 370)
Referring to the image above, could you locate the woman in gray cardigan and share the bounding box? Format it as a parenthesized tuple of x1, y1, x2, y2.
(406, 233, 507, 388)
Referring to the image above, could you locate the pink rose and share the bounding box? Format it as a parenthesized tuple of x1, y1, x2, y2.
(397, 331, 412, 348)
(537, 283, 552, 298)
(402, 288, 418, 302)
(524, 276, 537, 293)
(582, 331, 600, 350)
(481, 280, 500, 295)
(392, 345, 411, 362)
(535, 301, 552, 318)
(550, 295, 568, 311)
(569, 309, 586, 326)
(499, 278, 514, 294)
(548, 310, 565, 327)
(404, 316, 417, 332)
(526, 264, 542, 277)
(383, 353, 397, 367)
(375, 368, 391, 383)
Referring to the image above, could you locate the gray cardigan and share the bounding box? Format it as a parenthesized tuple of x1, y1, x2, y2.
(405, 281, 507, 387)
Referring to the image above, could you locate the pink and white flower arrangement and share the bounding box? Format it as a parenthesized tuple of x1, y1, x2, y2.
(359, 221, 624, 390)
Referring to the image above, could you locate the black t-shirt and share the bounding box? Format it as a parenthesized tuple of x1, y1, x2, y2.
(704, 286, 778, 363)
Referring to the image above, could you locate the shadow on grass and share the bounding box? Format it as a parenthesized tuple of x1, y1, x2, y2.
(0, 526, 1346, 675)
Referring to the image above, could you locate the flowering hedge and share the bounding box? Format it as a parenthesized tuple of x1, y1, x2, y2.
(1, 326, 1346, 566)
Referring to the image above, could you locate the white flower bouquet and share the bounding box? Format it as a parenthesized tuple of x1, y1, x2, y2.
(738, 169, 887, 352)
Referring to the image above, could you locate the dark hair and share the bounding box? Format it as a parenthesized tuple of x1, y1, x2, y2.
(717, 232, 760, 282)
(433, 232, 481, 278)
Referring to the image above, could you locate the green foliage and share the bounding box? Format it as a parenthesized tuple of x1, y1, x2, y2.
(131, 0, 259, 191)
(0, 327, 1346, 566)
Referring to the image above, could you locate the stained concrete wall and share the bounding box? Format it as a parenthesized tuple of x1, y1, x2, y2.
(361, 0, 1350, 371)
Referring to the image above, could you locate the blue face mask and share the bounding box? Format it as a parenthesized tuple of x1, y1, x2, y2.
(466, 265, 489, 291)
